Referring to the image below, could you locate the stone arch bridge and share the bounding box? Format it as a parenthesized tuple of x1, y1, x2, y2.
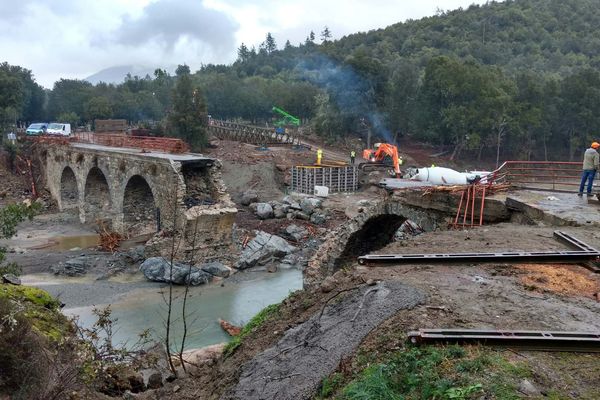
(304, 191, 511, 287)
(42, 143, 237, 260)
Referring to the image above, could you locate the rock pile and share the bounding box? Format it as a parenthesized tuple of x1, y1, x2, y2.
(249, 196, 329, 225)
(139, 257, 232, 286)
(236, 231, 297, 270)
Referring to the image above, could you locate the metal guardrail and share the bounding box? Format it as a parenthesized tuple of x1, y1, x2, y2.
(487, 161, 584, 192)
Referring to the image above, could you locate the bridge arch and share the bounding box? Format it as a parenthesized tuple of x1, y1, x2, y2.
(336, 214, 407, 266)
(122, 174, 158, 236)
(83, 166, 112, 222)
(59, 166, 79, 210)
(304, 200, 445, 287)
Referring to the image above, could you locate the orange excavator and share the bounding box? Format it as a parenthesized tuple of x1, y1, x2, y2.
(361, 143, 403, 178)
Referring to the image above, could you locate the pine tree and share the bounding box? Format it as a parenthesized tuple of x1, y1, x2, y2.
(237, 43, 250, 62)
(320, 26, 332, 42)
(168, 65, 208, 151)
(264, 32, 277, 54)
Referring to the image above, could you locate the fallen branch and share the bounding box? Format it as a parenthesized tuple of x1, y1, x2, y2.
(97, 220, 123, 252)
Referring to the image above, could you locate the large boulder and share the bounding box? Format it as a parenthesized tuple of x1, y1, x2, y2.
(282, 195, 301, 210)
(236, 231, 297, 270)
(140, 257, 212, 286)
(200, 261, 231, 278)
(310, 211, 328, 225)
(281, 224, 308, 242)
(255, 203, 274, 220)
(300, 197, 322, 214)
(273, 204, 290, 219)
(51, 255, 99, 276)
(187, 269, 213, 285)
(241, 190, 259, 206)
(2, 274, 21, 285)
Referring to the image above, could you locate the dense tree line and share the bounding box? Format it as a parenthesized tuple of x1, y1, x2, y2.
(3, 0, 600, 161)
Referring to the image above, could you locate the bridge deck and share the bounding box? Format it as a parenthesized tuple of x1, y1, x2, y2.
(71, 143, 214, 165)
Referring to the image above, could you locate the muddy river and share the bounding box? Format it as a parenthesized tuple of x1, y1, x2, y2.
(24, 268, 303, 350)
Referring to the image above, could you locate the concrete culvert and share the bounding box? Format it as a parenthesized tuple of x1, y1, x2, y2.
(123, 175, 156, 236)
(84, 167, 111, 220)
(59, 166, 78, 210)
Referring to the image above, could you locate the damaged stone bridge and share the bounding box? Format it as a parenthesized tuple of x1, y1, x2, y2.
(304, 190, 512, 287)
(42, 143, 237, 260)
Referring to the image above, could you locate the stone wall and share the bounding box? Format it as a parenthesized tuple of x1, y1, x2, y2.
(304, 199, 446, 287)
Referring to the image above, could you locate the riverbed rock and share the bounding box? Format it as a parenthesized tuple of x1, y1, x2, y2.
(310, 211, 328, 225)
(124, 246, 146, 264)
(140, 257, 212, 286)
(146, 372, 163, 389)
(300, 197, 322, 214)
(241, 190, 259, 206)
(177, 343, 226, 374)
(273, 204, 290, 219)
(236, 231, 297, 270)
(51, 255, 98, 276)
(255, 203, 274, 219)
(2, 274, 21, 285)
(200, 261, 231, 278)
(282, 195, 301, 210)
(295, 211, 311, 221)
(282, 224, 308, 242)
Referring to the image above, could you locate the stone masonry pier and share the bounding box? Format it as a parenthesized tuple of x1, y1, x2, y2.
(43, 143, 237, 261)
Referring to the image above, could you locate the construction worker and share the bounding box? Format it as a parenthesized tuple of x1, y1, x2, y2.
(350, 150, 356, 164)
(579, 141, 600, 197)
(317, 148, 323, 165)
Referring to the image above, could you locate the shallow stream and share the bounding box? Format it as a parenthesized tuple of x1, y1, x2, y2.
(36, 268, 303, 350)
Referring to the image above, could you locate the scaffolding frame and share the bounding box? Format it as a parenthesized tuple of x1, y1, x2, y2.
(291, 165, 359, 194)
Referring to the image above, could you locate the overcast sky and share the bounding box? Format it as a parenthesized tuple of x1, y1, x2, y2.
(0, 0, 490, 88)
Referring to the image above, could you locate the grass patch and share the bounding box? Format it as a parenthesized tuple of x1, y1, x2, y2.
(332, 345, 531, 400)
(0, 284, 61, 309)
(223, 303, 281, 357)
(0, 284, 69, 341)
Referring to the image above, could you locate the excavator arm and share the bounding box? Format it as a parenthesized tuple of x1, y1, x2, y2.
(373, 144, 402, 177)
(272, 106, 300, 126)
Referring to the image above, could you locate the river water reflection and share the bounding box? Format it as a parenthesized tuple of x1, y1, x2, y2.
(63, 268, 303, 350)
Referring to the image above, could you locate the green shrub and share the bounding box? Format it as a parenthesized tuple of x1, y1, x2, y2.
(223, 303, 281, 357)
(0, 297, 49, 399)
(339, 345, 526, 400)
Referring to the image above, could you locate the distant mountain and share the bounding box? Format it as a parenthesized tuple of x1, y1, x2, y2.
(85, 65, 175, 85)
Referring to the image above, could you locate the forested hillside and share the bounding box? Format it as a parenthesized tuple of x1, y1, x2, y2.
(3, 0, 600, 161)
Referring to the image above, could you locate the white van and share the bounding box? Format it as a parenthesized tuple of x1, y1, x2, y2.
(46, 123, 71, 136)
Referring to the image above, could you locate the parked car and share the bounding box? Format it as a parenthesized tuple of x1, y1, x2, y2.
(46, 123, 71, 136)
(25, 123, 48, 135)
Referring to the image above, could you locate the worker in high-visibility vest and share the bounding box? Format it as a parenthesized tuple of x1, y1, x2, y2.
(316, 148, 323, 165)
(350, 150, 356, 164)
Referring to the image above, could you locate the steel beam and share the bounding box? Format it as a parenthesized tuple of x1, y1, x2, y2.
(358, 231, 600, 266)
(408, 329, 600, 352)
